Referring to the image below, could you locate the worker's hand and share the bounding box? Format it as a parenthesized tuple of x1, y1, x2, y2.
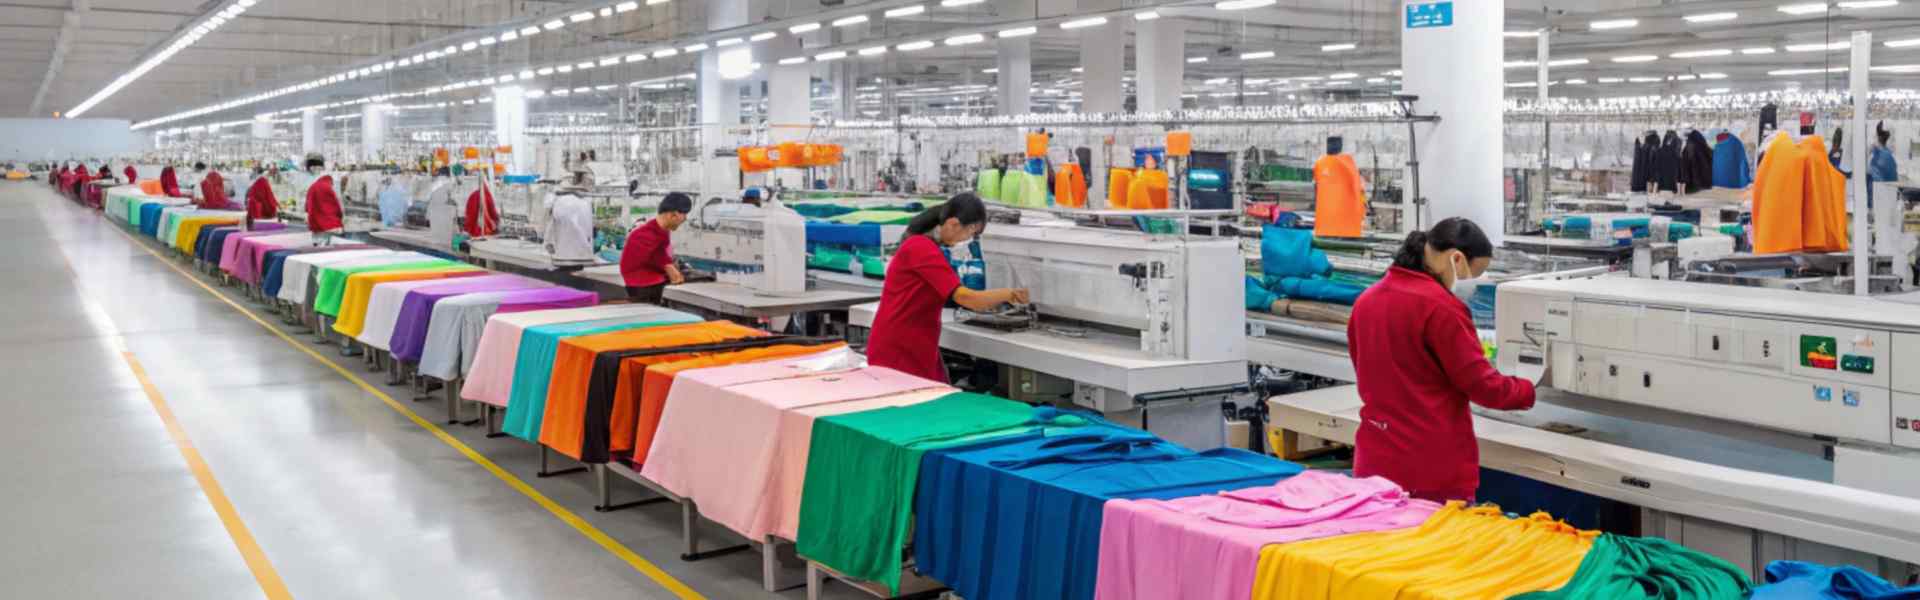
(666, 265, 686, 285)
(1006, 288, 1031, 305)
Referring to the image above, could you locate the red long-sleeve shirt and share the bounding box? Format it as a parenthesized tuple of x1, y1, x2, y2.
(245, 176, 279, 223)
(199, 171, 231, 210)
(1347, 266, 1535, 501)
(305, 174, 344, 233)
(464, 186, 499, 237)
(160, 166, 186, 198)
(618, 219, 672, 287)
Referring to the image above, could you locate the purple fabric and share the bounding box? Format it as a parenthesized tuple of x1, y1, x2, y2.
(388, 275, 552, 361)
(490, 287, 599, 314)
(219, 230, 294, 278)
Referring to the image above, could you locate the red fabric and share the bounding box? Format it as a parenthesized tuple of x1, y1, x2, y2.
(245, 176, 278, 223)
(865, 235, 962, 383)
(463, 185, 499, 237)
(199, 171, 231, 210)
(305, 174, 344, 233)
(160, 166, 186, 198)
(1347, 266, 1534, 500)
(618, 220, 673, 287)
(124, 165, 137, 184)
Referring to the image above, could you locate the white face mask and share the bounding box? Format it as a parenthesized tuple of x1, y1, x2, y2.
(1449, 251, 1483, 304)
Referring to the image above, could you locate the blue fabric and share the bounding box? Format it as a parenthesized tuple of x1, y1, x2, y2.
(1261, 225, 1331, 278)
(805, 222, 884, 247)
(203, 227, 239, 264)
(1245, 275, 1280, 310)
(1275, 277, 1366, 305)
(1712, 137, 1753, 189)
(1868, 146, 1899, 209)
(378, 184, 411, 227)
(1752, 561, 1920, 599)
(912, 423, 1301, 600)
(192, 226, 218, 261)
(261, 249, 304, 298)
(942, 239, 986, 291)
(139, 204, 166, 237)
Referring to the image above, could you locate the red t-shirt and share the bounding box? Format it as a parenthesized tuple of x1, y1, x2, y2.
(619, 219, 673, 287)
(866, 235, 962, 383)
(1347, 266, 1534, 501)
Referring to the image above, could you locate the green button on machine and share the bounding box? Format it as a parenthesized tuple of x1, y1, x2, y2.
(1841, 354, 1875, 374)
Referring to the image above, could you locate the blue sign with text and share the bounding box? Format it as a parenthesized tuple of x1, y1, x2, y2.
(1406, 2, 1454, 29)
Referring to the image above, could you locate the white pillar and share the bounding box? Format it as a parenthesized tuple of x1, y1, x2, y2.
(1402, 0, 1504, 242)
(1536, 30, 1549, 104)
(1135, 18, 1186, 114)
(300, 108, 321, 155)
(700, 0, 749, 197)
(1850, 30, 1871, 296)
(768, 35, 811, 190)
(1078, 0, 1124, 114)
(360, 103, 387, 164)
(493, 86, 529, 175)
(994, 0, 1034, 115)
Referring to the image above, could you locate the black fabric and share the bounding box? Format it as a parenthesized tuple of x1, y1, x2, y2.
(625, 284, 665, 304)
(1654, 131, 1683, 193)
(1679, 130, 1716, 194)
(1760, 103, 1779, 140)
(576, 336, 835, 463)
(1629, 132, 1658, 192)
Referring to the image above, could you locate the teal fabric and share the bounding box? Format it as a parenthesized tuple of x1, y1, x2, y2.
(1251, 224, 1367, 307)
(500, 315, 701, 441)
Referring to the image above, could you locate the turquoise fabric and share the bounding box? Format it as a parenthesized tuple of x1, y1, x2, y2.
(500, 315, 701, 441)
(1251, 224, 1367, 307)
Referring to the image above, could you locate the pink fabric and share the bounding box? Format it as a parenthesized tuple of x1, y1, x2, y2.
(460, 304, 701, 407)
(1093, 471, 1440, 600)
(226, 232, 313, 282)
(640, 363, 949, 543)
(221, 232, 308, 279)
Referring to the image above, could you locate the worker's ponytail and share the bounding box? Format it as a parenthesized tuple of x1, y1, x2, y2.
(903, 192, 988, 242)
(1392, 217, 1493, 279)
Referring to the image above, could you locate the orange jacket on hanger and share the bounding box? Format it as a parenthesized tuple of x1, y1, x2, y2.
(1054, 163, 1088, 208)
(1313, 153, 1366, 238)
(1128, 168, 1169, 210)
(1751, 133, 1806, 254)
(1798, 135, 1849, 252)
(1107, 168, 1134, 210)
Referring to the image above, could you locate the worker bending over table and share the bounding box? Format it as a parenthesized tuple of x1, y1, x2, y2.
(303, 153, 345, 241)
(865, 193, 1028, 383)
(619, 192, 691, 304)
(1347, 217, 1544, 503)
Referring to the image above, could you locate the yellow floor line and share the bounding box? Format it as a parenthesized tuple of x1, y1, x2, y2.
(107, 223, 705, 600)
(122, 351, 295, 600)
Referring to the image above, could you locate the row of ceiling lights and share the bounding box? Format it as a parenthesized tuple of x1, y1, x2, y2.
(67, 0, 256, 118)
(1570, 1, 1899, 31)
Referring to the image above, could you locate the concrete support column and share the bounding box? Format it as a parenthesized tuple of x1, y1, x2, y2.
(767, 35, 811, 190)
(360, 103, 388, 164)
(1401, 0, 1503, 241)
(1077, 0, 1125, 114)
(492, 86, 529, 175)
(994, 0, 1034, 115)
(300, 108, 321, 155)
(700, 0, 749, 197)
(1135, 18, 1186, 113)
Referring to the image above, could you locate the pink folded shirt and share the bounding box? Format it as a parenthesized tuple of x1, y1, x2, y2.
(1093, 470, 1440, 600)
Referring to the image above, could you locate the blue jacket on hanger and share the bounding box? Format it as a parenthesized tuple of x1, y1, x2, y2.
(1712, 135, 1753, 189)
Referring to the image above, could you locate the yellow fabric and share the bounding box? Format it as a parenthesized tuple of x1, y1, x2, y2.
(329, 267, 483, 337)
(1312, 154, 1366, 238)
(1128, 168, 1169, 210)
(1797, 136, 1849, 252)
(174, 217, 241, 254)
(1251, 503, 1593, 600)
(1107, 168, 1134, 209)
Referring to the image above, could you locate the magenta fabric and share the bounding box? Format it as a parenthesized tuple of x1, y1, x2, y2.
(227, 232, 313, 283)
(1093, 471, 1441, 600)
(387, 275, 551, 362)
(219, 231, 304, 280)
(490, 287, 599, 314)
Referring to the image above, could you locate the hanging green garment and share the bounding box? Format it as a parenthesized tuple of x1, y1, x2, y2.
(1001, 171, 1026, 205)
(1020, 169, 1050, 207)
(829, 210, 919, 225)
(1511, 534, 1752, 600)
(795, 393, 1086, 593)
(976, 169, 1002, 200)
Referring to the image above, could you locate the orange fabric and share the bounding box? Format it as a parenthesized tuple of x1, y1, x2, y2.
(1026, 133, 1049, 157)
(1053, 163, 1088, 208)
(1751, 134, 1806, 254)
(774, 142, 805, 168)
(1166, 131, 1192, 157)
(1313, 153, 1366, 238)
(139, 180, 163, 195)
(1107, 168, 1134, 209)
(622, 343, 847, 464)
(537, 321, 764, 460)
(1798, 136, 1850, 252)
(1128, 168, 1169, 210)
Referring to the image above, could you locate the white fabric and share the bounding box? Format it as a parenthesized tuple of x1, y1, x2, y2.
(356, 278, 464, 350)
(416, 292, 515, 381)
(276, 249, 395, 304)
(543, 192, 597, 262)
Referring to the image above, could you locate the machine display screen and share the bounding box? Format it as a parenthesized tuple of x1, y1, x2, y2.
(1800, 335, 1838, 370)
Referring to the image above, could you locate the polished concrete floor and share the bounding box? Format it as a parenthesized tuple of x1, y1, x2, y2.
(0, 183, 864, 599)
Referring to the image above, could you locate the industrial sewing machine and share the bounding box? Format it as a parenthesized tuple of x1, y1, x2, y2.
(671, 200, 806, 296)
(1494, 276, 1920, 498)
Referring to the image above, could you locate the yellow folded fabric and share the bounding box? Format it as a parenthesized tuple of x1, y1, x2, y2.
(1251, 502, 1594, 600)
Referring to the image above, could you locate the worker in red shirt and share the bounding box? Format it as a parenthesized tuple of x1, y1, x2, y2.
(1347, 217, 1542, 503)
(619, 192, 691, 303)
(302, 153, 345, 239)
(865, 193, 1028, 383)
(244, 165, 279, 228)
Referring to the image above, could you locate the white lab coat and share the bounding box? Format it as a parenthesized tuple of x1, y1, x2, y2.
(426, 176, 457, 244)
(544, 191, 597, 262)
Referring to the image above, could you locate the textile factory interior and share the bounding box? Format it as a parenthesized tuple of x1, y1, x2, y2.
(8, 0, 1920, 598)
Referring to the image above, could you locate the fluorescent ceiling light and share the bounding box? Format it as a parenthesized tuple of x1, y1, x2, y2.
(1590, 19, 1638, 30)
(570, 11, 594, 22)
(898, 40, 935, 51)
(1549, 58, 1588, 66)
(599, 57, 620, 66)
(1887, 38, 1920, 48)
(543, 19, 565, 30)
(1628, 76, 1663, 83)
(1061, 17, 1107, 29)
(1684, 12, 1738, 22)
(480, 36, 497, 45)
(941, 0, 985, 6)
(519, 69, 536, 78)
(1699, 72, 1728, 79)
(1706, 87, 1731, 93)
(1366, 77, 1386, 83)
(1565, 78, 1588, 84)
(599, 7, 613, 16)
(556, 65, 574, 73)
(1328, 72, 1357, 79)
(1778, 3, 1829, 15)
(982, 67, 997, 73)
(626, 54, 646, 62)
(647, 0, 669, 5)
(616, 2, 640, 12)
(653, 48, 679, 57)
(833, 15, 869, 26)
(684, 42, 708, 52)
(1187, 56, 1209, 63)
(1135, 10, 1160, 20)
(1504, 30, 1540, 38)
(1611, 54, 1658, 63)
(1215, 0, 1275, 9)
(461, 41, 478, 51)
(576, 61, 595, 69)
(815, 50, 848, 61)
(1321, 43, 1357, 52)
(999, 26, 1037, 38)
(1671, 49, 1733, 58)
(946, 33, 985, 45)
(1382, 69, 1403, 76)
(716, 37, 743, 46)
(1240, 50, 1275, 60)
(859, 46, 887, 56)
(520, 26, 540, 36)
(1785, 41, 1848, 52)
(886, 5, 925, 17)
(1741, 47, 1778, 54)
(1770, 66, 1846, 75)
(537, 67, 555, 75)
(1838, 0, 1898, 7)
(778, 56, 807, 65)
(750, 32, 778, 41)
(790, 22, 821, 33)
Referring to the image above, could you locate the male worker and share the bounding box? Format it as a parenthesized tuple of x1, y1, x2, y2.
(618, 192, 691, 303)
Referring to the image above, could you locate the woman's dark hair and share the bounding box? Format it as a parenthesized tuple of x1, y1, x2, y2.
(658, 192, 693, 215)
(904, 192, 988, 240)
(194, 161, 207, 170)
(1392, 217, 1494, 274)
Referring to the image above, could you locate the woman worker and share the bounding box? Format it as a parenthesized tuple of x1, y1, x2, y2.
(1346, 217, 1539, 503)
(865, 193, 1029, 383)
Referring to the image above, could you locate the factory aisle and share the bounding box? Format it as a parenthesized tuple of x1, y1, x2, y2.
(0, 183, 839, 599)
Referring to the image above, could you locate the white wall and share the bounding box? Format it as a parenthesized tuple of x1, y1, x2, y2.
(0, 118, 148, 162)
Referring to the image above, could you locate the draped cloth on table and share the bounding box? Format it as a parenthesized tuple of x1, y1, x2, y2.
(913, 425, 1302, 600)
(1250, 503, 1594, 600)
(1749, 560, 1918, 599)
(1752, 133, 1850, 254)
(1127, 168, 1169, 210)
(357, 278, 473, 352)
(1797, 135, 1849, 253)
(461, 305, 701, 409)
(534, 322, 764, 459)
(274, 250, 394, 304)
(1095, 471, 1440, 600)
(261, 245, 368, 298)
(623, 345, 855, 468)
(1312, 153, 1366, 238)
(281, 251, 410, 306)
(238, 233, 321, 284)
(1511, 533, 1751, 600)
(330, 267, 487, 338)
(416, 287, 599, 381)
(218, 230, 306, 282)
(496, 316, 709, 439)
(388, 275, 552, 362)
(589, 341, 848, 465)
(313, 257, 459, 317)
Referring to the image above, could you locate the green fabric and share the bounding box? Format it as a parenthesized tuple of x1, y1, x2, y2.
(809, 246, 857, 273)
(313, 260, 457, 316)
(1511, 534, 1752, 600)
(1258, 163, 1314, 183)
(859, 255, 888, 278)
(792, 203, 860, 219)
(828, 210, 917, 225)
(976, 169, 1001, 200)
(795, 393, 1085, 593)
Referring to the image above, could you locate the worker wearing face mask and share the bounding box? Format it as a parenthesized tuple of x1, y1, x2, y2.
(1345, 217, 1542, 503)
(303, 153, 345, 240)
